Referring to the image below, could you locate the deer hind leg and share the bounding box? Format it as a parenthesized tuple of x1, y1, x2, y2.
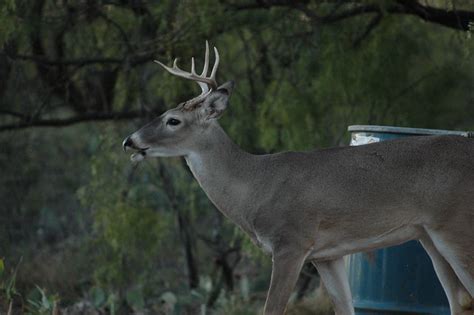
(425, 226, 474, 296)
(312, 257, 355, 315)
(420, 233, 473, 314)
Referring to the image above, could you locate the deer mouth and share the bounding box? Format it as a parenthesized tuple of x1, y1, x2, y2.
(130, 148, 148, 162)
(122, 136, 149, 162)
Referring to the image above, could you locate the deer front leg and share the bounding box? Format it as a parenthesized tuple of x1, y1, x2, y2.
(264, 250, 307, 315)
(313, 257, 355, 315)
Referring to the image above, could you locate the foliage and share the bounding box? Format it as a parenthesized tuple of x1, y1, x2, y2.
(77, 129, 171, 302)
(0, 259, 61, 315)
(0, 258, 20, 307)
(211, 294, 262, 315)
(26, 286, 59, 315)
(1, 0, 474, 314)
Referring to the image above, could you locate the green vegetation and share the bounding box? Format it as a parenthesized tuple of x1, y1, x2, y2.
(0, 1, 473, 314)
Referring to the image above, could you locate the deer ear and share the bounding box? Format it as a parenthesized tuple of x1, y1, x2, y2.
(201, 81, 235, 120)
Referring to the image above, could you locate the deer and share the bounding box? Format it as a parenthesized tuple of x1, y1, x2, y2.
(122, 42, 474, 315)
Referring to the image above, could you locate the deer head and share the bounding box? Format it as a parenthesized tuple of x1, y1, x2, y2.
(122, 41, 234, 162)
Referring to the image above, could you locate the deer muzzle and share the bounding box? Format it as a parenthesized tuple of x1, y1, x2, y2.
(122, 135, 148, 162)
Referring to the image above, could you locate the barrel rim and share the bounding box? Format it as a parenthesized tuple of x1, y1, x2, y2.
(348, 125, 471, 137)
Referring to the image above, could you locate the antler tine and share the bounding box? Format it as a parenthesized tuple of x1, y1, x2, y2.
(201, 40, 210, 76)
(191, 57, 209, 93)
(191, 57, 196, 75)
(210, 46, 219, 82)
(154, 41, 219, 98)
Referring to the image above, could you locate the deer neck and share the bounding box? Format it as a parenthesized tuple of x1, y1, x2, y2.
(184, 122, 256, 231)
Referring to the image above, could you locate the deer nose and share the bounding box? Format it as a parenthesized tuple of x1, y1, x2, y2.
(122, 136, 133, 152)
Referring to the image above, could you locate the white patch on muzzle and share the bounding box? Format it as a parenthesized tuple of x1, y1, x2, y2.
(130, 152, 146, 162)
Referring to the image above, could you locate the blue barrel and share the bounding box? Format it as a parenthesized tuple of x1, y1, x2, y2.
(346, 125, 472, 315)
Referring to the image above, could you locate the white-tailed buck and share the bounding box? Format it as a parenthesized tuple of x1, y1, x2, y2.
(123, 42, 474, 315)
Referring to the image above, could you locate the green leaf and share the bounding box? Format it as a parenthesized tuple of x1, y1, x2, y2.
(90, 287, 106, 308)
(41, 292, 51, 310)
(126, 288, 145, 310)
(0, 258, 4, 276)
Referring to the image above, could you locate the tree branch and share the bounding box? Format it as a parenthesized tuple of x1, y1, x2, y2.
(0, 109, 160, 132)
(231, 1, 474, 31)
(1, 51, 158, 67)
(98, 11, 133, 52)
(353, 12, 383, 48)
(227, 0, 307, 11)
(391, 0, 473, 31)
(0, 110, 27, 119)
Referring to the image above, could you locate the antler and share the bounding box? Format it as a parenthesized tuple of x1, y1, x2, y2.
(154, 41, 220, 106)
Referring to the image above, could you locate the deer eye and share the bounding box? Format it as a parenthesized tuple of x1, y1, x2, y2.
(166, 118, 181, 126)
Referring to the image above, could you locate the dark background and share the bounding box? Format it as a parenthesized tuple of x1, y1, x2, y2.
(1, 1, 473, 314)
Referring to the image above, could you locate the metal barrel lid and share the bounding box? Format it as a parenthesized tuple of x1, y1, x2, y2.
(348, 125, 473, 137)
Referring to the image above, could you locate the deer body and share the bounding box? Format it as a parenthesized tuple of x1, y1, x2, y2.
(186, 123, 473, 260)
(123, 43, 474, 315)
